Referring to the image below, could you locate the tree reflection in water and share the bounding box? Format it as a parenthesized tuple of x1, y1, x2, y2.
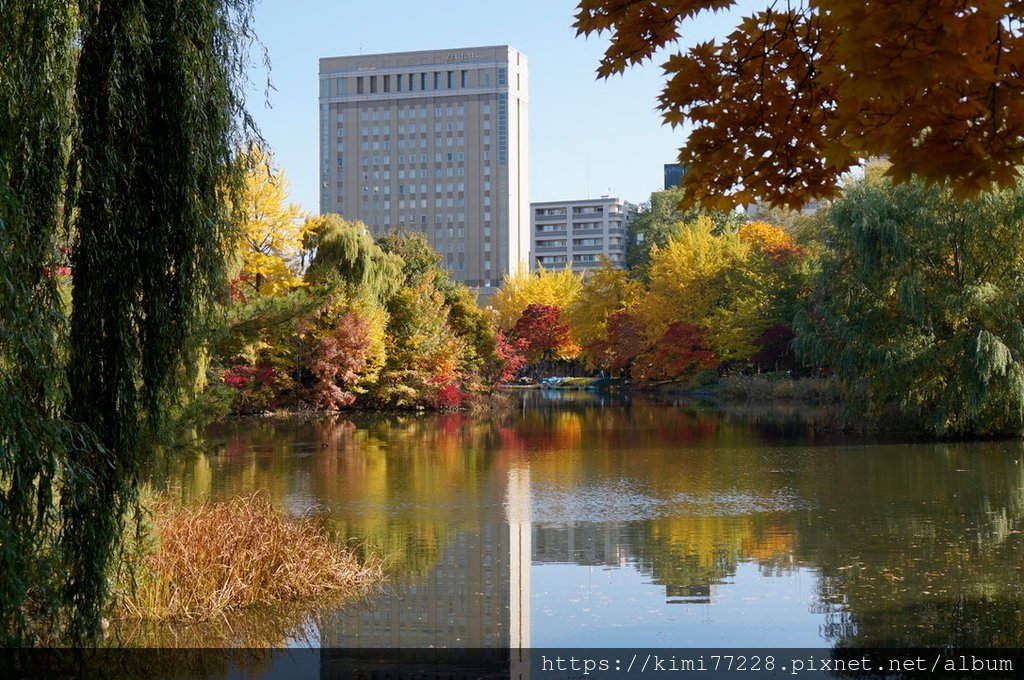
(150, 393, 1024, 647)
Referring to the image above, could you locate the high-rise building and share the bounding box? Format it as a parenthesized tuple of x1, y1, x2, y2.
(663, 162, 686, 189)
(530, 196, 635, 273)
(318, 46, 529, 295)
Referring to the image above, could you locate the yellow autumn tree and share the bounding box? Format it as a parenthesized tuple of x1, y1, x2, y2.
(565, 258, 644, 362)
(232, 146, 312, 299)
(575, 1, 1024, 209)
(637, 216, 764, 361)
(490, 265, 583, 330)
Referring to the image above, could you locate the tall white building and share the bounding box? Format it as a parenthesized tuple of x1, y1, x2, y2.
(530, 196, 635, 273)
(318, 46, 529, 294)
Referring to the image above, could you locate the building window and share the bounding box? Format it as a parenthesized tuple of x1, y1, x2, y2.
(356, 77, 364, 94)
(461, 70, 468, 88)
(383, 75, 390, 93)
(433, 72, 440, 90)
(370, 76, 377, 93)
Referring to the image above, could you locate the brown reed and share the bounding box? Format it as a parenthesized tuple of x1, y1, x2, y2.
(116, 494, 381, 621)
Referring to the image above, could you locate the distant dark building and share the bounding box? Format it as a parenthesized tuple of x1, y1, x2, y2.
(663, 163, 686, 189)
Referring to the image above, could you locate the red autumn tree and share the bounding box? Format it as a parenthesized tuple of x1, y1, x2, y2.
(587, 311, 647, 376)
(752, 323, 798, 373)
(634, 322, 718, 382)
(222, 364, 280, 413)
(511, 304, 580, 364)
(491, 331, 530, 384)
(309, 312, 373, 410)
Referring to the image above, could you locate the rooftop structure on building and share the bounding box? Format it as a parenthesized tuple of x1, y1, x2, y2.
(318, 46, 529, 297)
(663, 162, 686, 190)
(530, 196, 635, 273)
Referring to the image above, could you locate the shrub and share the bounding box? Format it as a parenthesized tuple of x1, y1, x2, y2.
(222, 364, 280, 413)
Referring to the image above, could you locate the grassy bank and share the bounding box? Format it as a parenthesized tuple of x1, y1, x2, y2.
(115, 494, 381, 622)
(715, 374, 844, 403)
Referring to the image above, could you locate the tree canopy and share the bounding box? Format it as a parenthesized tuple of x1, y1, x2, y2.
(575, 1, 1024, 209)
(794, 175, 1024, 435)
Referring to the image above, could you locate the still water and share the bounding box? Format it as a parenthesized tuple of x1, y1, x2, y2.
(149, 391, 1024, 648)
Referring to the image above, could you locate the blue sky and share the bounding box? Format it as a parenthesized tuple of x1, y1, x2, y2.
(246, 0, 755, 214)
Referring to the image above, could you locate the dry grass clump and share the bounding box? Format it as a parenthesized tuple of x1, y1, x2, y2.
(117, 494, 381, 621)
(718, 374, 843, 403)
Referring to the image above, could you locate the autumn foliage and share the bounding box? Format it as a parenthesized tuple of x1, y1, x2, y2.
(575, 1, 1024, 208)
(310, 313, 374, 409)
(633, 322, 718, 382)
(509, 304, 579, 365)
(493, 332, 529, 384)
(587, 311, 647, 375)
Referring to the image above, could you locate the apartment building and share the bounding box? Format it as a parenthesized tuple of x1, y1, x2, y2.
(530, 196, 634, 273)
(318, 46, 529, 295)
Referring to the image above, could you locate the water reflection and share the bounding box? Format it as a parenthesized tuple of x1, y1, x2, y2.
(148, 392, 1024, 648)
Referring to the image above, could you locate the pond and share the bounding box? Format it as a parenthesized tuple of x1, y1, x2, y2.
(143, 390, 1024, 649)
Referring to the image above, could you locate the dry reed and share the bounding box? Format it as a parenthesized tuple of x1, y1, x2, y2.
(717, 374, 843, 403)
(116, 494, 381, 621)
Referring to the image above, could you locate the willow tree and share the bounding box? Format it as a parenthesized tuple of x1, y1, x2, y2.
(1, 0, 258, 644)
(304, 214, 405, 302)
(795, 177, 1024, 435)
(0, 0, 80, 646)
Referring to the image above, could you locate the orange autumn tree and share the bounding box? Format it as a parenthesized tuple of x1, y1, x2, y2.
(575, 1, 1024, 209)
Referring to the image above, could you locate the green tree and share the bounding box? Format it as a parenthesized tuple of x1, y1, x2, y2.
(375, 273, 468, 407)
(795, 176, 1024, 435)
(377, 229, 498, 377)
(304, 215, 404, 303)
(0, 0, 79, 645)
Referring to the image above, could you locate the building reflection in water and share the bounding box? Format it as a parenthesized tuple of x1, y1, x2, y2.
(328, 465, 533, 650)
(326, 460, 728, 651)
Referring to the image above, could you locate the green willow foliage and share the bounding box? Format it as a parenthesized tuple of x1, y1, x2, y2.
(0, 0, 81, 645)
(794, 177, 1024, 436)
(1, 0, 257, 644)
(304, 215, 405, 302)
